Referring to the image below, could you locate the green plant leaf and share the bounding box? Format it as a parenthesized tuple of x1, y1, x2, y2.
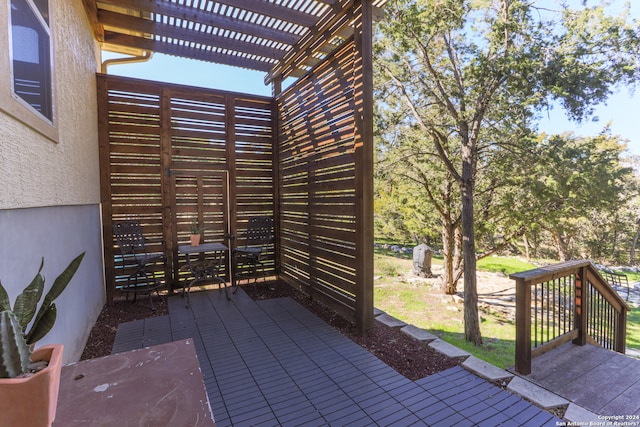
(0, 310, 31, 378)
(25, 304, 56, 345)
(25, 252, 84, 344)
(13, 259, 45, 331)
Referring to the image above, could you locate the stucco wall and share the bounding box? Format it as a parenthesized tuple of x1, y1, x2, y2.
(0, 0, 100, 209)
(0, 205, 105, 363)
(0, 0, 105, 364)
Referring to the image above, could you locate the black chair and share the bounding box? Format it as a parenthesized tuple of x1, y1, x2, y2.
(232, 216, 273, 292)
(113, 221, 167, 310)
(603, 270, 630, 302)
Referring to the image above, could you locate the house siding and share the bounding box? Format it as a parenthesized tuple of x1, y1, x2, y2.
(0, 0, 104, 364)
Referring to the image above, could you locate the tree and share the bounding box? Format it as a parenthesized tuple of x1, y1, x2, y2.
(375, 117, 465, 293)
(524, 132, 634, 261)
(375, 0, 640, 345)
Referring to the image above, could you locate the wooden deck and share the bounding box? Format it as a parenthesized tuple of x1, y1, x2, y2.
(112, 288, 561, 426)
(523, 342, 640, 416)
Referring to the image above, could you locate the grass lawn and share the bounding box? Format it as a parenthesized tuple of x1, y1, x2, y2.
(374, 250, 639, 369)
(622, 272, 640, 353)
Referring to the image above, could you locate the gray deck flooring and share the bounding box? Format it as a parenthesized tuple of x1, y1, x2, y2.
(525, 342, 640, 416)
(113, 288, 560, 426)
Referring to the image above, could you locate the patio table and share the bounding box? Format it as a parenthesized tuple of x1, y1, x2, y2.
(54, 339, 215, 426)
(179, 242, 230, 304)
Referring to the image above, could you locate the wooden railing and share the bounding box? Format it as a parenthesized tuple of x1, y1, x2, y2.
(510, 260, 629, 374)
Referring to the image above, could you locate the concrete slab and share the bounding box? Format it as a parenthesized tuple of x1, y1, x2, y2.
(428, 339, 470, 359)
(375, 313, 407, 328)
(564, 403, 601, 424)
(463, 356, 512, 382)
(373, 307, 384, 317)
(401, 324, 437, 342)
(507, 376, 569, 409)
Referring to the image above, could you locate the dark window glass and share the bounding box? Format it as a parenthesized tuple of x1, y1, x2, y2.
(11, 0, 52, 121)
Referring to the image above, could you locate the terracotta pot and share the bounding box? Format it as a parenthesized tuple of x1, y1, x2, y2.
(190, 234, 201, 246)
(0, 344, 64, 427)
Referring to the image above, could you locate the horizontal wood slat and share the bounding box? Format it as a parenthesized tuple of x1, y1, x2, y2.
(99, 74, 275, 297)
(277, 38, 359, 319)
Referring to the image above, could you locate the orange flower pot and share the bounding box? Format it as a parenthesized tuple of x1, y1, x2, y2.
(190, 234, 201, 246)
(0, 344, 64, 427)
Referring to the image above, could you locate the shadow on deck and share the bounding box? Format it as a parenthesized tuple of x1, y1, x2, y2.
(113, 288, 561, 426)
(520, 342, 640, 417)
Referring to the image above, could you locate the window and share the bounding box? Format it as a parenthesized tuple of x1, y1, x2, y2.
(10, 0, 52, 122)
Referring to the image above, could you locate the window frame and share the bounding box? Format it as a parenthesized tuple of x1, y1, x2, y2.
(1, 0, 58, 142)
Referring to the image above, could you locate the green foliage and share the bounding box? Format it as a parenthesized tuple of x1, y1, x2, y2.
(521, 132, 637, 261)
(189, 220, 204, 235)
(0, 253, 85, 378)
(375, 0, 640, 278)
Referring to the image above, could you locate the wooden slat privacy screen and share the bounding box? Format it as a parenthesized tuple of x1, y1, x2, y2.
(99, 1, 374, 334)
(99, 76, 275, 301)
(277, 40, 358, 319)
(276, 2, 374, 332)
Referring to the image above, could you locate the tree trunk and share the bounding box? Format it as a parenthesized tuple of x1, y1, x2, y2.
(554, 231, 568, 262)
(454, 226, 463, 284)
(630, 219, 640, 265)
(461, 153, 482, 345)
(522, 234, 530, 260)
(441, 220, 457, 294)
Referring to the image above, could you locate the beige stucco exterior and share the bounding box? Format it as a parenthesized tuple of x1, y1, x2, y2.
(0, 0, 100, 209)
(0, 0, 105, 364)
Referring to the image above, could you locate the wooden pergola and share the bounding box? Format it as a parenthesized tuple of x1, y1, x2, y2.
(82, 0, 384, 334)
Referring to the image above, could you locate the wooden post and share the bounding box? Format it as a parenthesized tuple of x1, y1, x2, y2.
(97, 75, 115, 304)
(354, 0, 375, 336)
(515, 277, 532, 374)
(573, 266, 588, 346)
(270, 90, 280, 280)
(225, 95, 237, 238)
(615, 306, 628, 353)
(160, 88, 174, 292)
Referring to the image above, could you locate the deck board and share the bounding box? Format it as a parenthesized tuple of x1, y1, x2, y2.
(526, 341, 640, 416)
(113, 288, 561, 426)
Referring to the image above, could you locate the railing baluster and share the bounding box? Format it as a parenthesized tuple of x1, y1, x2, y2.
(533, 283, 538, 348)
(546, 280, 550, 343)
(511, 261, 628, 375)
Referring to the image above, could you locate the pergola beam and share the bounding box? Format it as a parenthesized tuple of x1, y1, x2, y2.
(97, 0, 304, 45)
(103, 32, 274, 72)
(99, 9, 287, 60)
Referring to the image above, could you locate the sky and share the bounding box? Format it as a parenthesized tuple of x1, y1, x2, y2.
(535, 0, 640, 158)
(102, 0, 640, 158)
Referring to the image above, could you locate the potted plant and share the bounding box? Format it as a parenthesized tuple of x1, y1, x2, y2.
(189, 220, 204, 246)
(0, 252, 85, 427)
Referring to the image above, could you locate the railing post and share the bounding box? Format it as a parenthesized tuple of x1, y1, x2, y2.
(515, 277, 531, 374)
(573, 266, 588, 346)
(615, 306, 628, 354)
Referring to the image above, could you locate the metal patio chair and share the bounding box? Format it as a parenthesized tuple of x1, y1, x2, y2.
(232, 216, 273, 292)
(603, 270, 630, 301)
(113, 221, 167, 310)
